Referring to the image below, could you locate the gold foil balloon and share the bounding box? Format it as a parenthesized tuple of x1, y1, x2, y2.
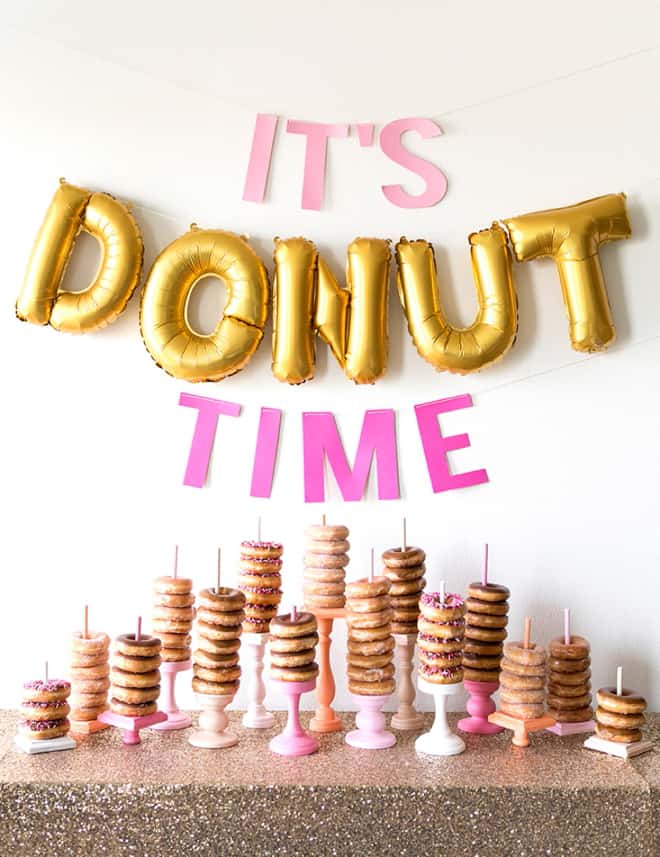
(16, 180, 143, 332)
(140, 226, 269, 382)
(395, 224, 517, 374)
(504, 193, 631, 352)
(272, 237, 390, 384)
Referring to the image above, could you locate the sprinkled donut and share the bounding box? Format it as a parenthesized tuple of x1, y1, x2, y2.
(240, 540, 283, 559)
(20, 700, 70, 721)
(419, 592, 465, 623)
(22, 679, 71, 704)
(18, 718, 71, 740)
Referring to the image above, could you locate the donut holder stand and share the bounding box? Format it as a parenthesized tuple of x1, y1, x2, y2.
(69, 717, 110, 736)
(308, 607, 345, 733)
(150, 660, 192, 731)
(346, 693, 396, 750)
(391, 633, 425, 731)
(584, 733, 654, 759)
(98, 709, 167, 745)
(458, 679, 503, 735)
(14, 733, 77, 755)
(546, 718, 595, 736)
(242, 632, 276, 729)
(415, 678, 465, 756)
(189, 691, 238, 749)
(269, 677, 319, 756)
(487, 710, 556, 748)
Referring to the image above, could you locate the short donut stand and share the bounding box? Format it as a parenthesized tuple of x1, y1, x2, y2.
(458, 680, 503, 735)
(269, 678, 319, 756)
(189, 691, 239, 749)
(391, 634, 425, 731)
(150, 660, 193, 731)
(242, 632, 276, 729)
(346, 692, 396, 750)
(308, 607, 345, 733)
(98, 709, 167, 745)
(415, 678, 465, 756)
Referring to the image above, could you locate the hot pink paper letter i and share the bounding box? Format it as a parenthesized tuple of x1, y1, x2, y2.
(179, 393, 242, 488)
(302, 410, 399, 502)
(250, 407, 283, 498)
(414, 395, 488, 492)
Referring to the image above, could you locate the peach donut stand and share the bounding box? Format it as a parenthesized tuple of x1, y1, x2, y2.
(488, 711, 556, 747)
(151, 660, 192, 731)
(307, 607, 345, 733)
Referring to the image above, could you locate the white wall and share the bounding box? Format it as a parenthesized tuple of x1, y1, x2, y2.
(1, 0, 659, 711)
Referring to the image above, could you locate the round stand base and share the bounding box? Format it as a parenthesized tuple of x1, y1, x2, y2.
(269, 731, 318, 756)
(416, 678, 465, 757)
(415, 729, 465, 756)
(190, 728, 238, 749)
(458, 679, 502, 734)
(391, 710, 425, 731)
(345, 693, 396, 750)
(189, 693, 238, 749)
(269, 678, 318, 757)
(309, 713, 343, 733)
(242, 710, 276, 729)
(152, 710, 193, 731)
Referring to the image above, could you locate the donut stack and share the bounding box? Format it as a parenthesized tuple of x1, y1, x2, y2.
(239, 540, 283, 633)
(269, 612, 319, 682)
(346, 577, 395, 696)
(193, 587, 245, 695)
(303, 523, 349, 610)
(381, 546, 426, 635)
(499, 641, 547, 719)
(417, 592, 466, 684)
(595, 687, 646, 744)
(152, 575, 195, 663)
(19, 679, 71, 742)
(109, 633, 162, 717)
(547, 635, 593, 723)
(69, 630, 110, 725)
(463, 582, 510, 682)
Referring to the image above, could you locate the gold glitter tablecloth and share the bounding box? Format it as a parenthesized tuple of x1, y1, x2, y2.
(1, 710, 658, 856)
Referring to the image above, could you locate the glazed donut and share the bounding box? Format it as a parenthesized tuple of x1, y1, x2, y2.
(348, 678, 395, 695)
(347, 637, 394, 657)
(547, 681, 591, 698)
(270, 612, 317, 638)
(385, 570, 426, 588)
(304, 594, 346, 609)
(391, 607, 420, 622)
(418, 617, 465, 638)
(193, 650, 239, 670)
(463, 667, 501, 682)
(462, 653, 502, 670)
(158, 632, 192, 649)
(595, 723, 642, 744)
(161, 648, 192, 663)
(548, 656, 590, 674)
(303, 552, 348, 570)
(240, 540, 283, 559)
(193, 664, 241, 683)
(500, 701, 544, 720)
(18, 719, 70, 740)
(153, 576, 193, 595)
(465, 598, 508, 616)
(152, 617, 192, 634)
(270, 650, 315, 668)
(500, 658, 546, 678)
(500, 672, 544, 691)
(346, 577, 390, 599)
(349, 625, 391, 643)
(198, 620, 243, 640)
(154, 592, 195, 608)
(70, 664, 109, 681)
(503, 641, 546, 666)
(197, 636, 240, 656)
(303, 581, 345, 596)
(22, 679, 71, 704)
(305, 524, 348, 541)
(346, 608, 392, 629)
(347, 664, 395, 682)
(270, 663, 319, 682)
(347, 594, 390, 614)
(71, 691, 107, 708)
(238, 572, 282, 590)
(466, 612, 508, 629)
(72, 677, 110, 694)
(70, 705, 107, 721)
(381, 547, 426, 568)
(71, 631, 110, 655)
(192, 677, 240, 695)
(417, 663, 463, 685)
(547, 706, 593, 723)
(548, 635, 590, 660)
(419, 592, 465, 623)
(244, 604, 278, 621)
(546, 693, 592, 710)
(548, 669, 590, 687)
(305, 538, 350, 555)
(113, 685, 160, 704)
(596, 707, 645, 730)
(463, 626, 504, 643)
(391, 622, 418, 635)
(110, 699, 157, 717)
(500, 688, 545, 704)
(303, 567, 345, 583)
(70, 650, 109, 668)
(596, 687, 646, 714)
(239, 556, 282, 574)
(197, 607, 244, 627)
(197, 587, 244, 612)
(238, 586, 282, 606)
(467, 582, 510, 602)
(419, 649, 463, 669)
(21, 701, 70, 721)
(113, 653, 161, 673)
(416, 633, 463, 653)
(464, 640, 503, 656)
(389, 578, 425, 596)
(347, 652, 391, 669)
(390, 594, 422, 609)
(270, 633, 319, 653)
(115, 634, 162, 658)
(152, 605, 195, 623)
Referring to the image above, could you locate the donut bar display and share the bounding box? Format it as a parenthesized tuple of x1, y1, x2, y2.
(464, 580, 510, 683)
(193, 587, 245, 695)
(69, 627, 110, 728)
(19, 679, 71, 742)
(303, 522, 349, 610)
(346, 577, 395, 696)
(152, 573, 195, 663)
(417, 590, 466, 685)
(381, 545, 426, 635)
(109, 633, 162, 717)
(547, 634, 592, 724)
(269, 611, 319, 682)
(238, 540, 283, 633)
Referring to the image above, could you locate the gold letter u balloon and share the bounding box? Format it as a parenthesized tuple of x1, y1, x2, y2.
(16, 180, 143, 332)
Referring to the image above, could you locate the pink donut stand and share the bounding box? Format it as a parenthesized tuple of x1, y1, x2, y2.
(98, 709, 167, 745)
(150, 660, 192, 731)
(346, 693, 396, 750)
(458, 680, 503, 735)
(269, 678, 319, 756)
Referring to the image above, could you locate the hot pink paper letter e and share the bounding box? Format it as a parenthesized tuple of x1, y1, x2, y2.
(179, 393, 241, 488)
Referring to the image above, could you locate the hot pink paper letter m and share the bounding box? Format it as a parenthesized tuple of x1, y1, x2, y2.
(414, 395, 488, 492)
(179, 393, 241, 488)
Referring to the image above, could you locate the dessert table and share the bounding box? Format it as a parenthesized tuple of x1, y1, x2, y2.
(1, 710, 657, 856)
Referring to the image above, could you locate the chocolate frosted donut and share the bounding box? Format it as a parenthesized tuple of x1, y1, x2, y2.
(467, 582, 510, 602)
(597, 687, 646, 715)
(381, 547, 425, 568)
(271, 612, 317, 638)
(116, 633, 161, 658)
(198, 587, 245, 612)
(269, 611, 318, 682)
(110, 699, 157, 717)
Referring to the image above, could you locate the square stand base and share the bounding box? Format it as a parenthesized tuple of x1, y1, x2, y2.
(584, 735, 654, 759)
(15, 734, 77, 755)
(98, 710, 167, 744)
(488, 711, 556, 747)
(70, 719, 110, 735)
(547, 719, 595, 736)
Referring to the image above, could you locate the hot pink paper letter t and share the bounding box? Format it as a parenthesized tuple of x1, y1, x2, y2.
(180, 393, 241, 488)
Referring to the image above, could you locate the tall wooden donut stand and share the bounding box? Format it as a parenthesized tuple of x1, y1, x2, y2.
(307, 606, 345, 733)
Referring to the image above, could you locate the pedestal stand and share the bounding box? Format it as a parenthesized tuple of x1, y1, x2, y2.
(346, 693, 396, 750)
(308, 607, 345, 733)
(415, 678, 465, 756)
(391, 633, 425, 730)
(98, 710, 167, 745)
(151, 660, 192, 731)
(584, 735, 654, 759)
(189, 693, 238, 749)
(458, 680, 503, 735)
(269, 678, 319, 756)
(14, 734, 77, 755)
(242, 632, 275, 729)
(69, 718, 110, 736)
(547, 719, 595, 736)
(488, 711, 555, 748)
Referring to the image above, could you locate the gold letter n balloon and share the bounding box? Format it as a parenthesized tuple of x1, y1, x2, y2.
(16, 180, 143, 332)
(139, 226, 269, 382)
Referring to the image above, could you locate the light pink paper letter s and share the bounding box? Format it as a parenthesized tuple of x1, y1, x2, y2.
(302, 410, 399, 502)
(286, 120, 349, 210)
(414, 395, 488, 492)
(380, 117, 447, 208)
(242, 113, 279, 203)
(179, 393, 242, 488)
(250, 407, 283, 498)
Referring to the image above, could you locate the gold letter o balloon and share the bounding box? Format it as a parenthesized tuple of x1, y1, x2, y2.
(140, 227, 269, 382)
(16, 180, 143, 332)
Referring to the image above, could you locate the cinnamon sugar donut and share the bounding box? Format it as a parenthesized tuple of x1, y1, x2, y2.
(467, 582, 510, 602)
(347, 664, 395, 682)
(381, 547, 425, 568)
(71, 691, 107, 708)
(305, 524, 349, 542)
(154, 576, 193, 595)
(346, 577, 390, 599)
(70, 705, 106, 721)
(22, 679, 71, 704)
(500, 672, 544, 690)
(116, 634, 161, 658)
(70, 651, 108, 668)
(303, 552, 348, 570)
(347, 637, 395, 657)
(70, 664, 109, 681)
(501, 687, 544, 704)
(500, 701, 544, 720)
(73, 677, 110, 695)
(303, 567, 346, 583)
(305, 538, 350, 555)
(503, 642, 546, 666)
(110, 699, 157, 717)
(270, 664, 319, 682)
(71, 631, 110, 655)
(500, 658, 545, 677)
(18, 719, 70, 740)
(192, 677, 240, 695)
(20, 700, 70, 721)
(548, 636, 590, 660)
(304, 581, 345, 596)
(348, 678, 395, 695)
(154, 592, 195, 608)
